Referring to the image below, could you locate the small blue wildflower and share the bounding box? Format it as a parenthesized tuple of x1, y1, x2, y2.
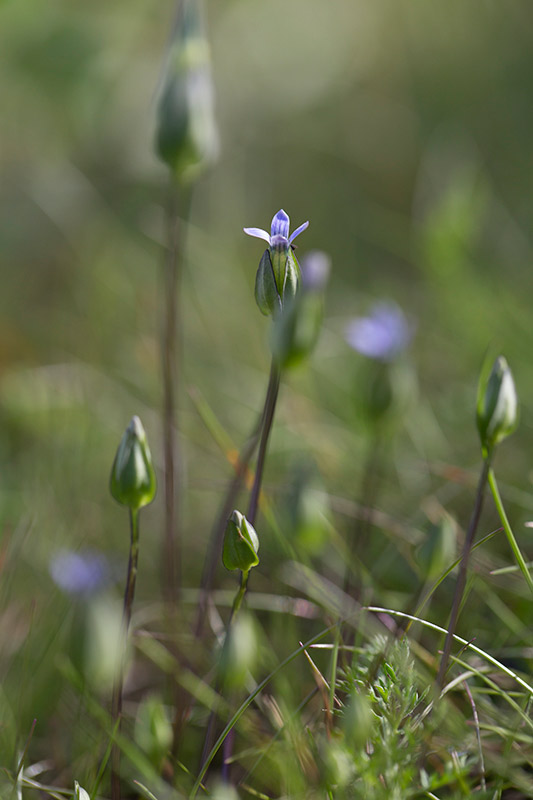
(244, 210, 309, 316)
(50, 549, 110, 596)
(244, 209, 309, 247)
(345, 302, 413, 361)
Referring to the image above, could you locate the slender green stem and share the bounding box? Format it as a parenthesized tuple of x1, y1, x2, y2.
(193, 412, 264, 640)
(199, 570, 249, 771)
(488, 468, 533, 595)
(161, 178, 192, 605)
(247, 362, 281, 526)
(111, 508, 140, 800)
(436, 455, 491, 693)
(201, 361, 281, 779)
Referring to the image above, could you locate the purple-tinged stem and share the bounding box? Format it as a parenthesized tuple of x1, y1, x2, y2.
(111, 508, 140, 800)
(162, 179, 192, 606)
(435, 455, 491, 693)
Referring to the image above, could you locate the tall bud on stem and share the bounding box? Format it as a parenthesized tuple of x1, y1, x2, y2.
(155, 0, 218, 184)
(109, 416, 156, 800)
(436, 356, 517, 694)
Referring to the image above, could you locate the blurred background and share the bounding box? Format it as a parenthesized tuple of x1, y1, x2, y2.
(1, 0, 533, 787)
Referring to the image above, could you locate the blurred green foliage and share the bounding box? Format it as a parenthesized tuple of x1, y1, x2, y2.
(1, 0, 533, 796)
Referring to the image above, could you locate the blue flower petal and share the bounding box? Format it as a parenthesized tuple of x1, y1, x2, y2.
(271, 209, 290, 239)
(289, 220, 309, 243)
(243, 227, 271, 243)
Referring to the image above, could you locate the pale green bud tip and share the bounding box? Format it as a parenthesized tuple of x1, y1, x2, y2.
(110, 416, 157, 510)
(222, 510, 260, 572)
(74, 783, 90, 800)
(477, 356, 518, 452)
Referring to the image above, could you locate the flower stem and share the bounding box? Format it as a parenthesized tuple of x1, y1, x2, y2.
(162, 178, 192, 605)
(487, 468, 533, 595)
(435, 455, 491, 693)
(111, 508, 140, 800)
(200, 362, 281, 776)
(247, 361, 281, 526)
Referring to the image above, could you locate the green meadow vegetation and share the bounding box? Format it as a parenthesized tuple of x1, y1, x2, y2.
(1, 1, 533, 798)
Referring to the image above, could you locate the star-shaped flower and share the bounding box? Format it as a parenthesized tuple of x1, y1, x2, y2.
(244, 208, 309, 247)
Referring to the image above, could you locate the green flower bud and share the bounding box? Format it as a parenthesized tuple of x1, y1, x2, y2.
(222, 510, 259, 572)
(155, 0, 218, 183)
(110, 416, 157, 510)
(134, 694, 173, 771)
(219, 611, 257, 690)
(477, 356, 518, 453)
(342, 690, 373, 749)
(415, 513, 456, 580)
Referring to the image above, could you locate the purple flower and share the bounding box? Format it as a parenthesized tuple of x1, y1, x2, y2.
(300, 251, 331, 292)
(244, 209, 310, 316)
(345, 302, 413, 361)
(50, 549, 110, 596)
(244, 209, 309, 247)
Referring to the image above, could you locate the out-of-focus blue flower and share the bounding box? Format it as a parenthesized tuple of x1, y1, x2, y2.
(300, 250, 330, 292)
(345, 302, 413, 361)
(50, 549, 110, 596)
(244, 209, 309, 247)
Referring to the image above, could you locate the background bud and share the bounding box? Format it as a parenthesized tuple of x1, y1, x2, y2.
(219, 611, 257, 690)
(270, 251, 330, 368)
(134, 694, 173, 771)
(415, 513, 456, 580)
(477, 356, 518, 452)
(74, 783, 90, 800)
(110, 416, 157, 510)
(222, 510, 259, 572)
(155, 0, 218, 183)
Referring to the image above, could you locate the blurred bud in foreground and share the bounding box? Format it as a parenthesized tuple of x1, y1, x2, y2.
(110, 416, 157, 511)
(477, 355, 518, 454)
(415, 512, 456, 580)
(70, 595, 124, 692)
(209, 783, 240, 800)
(73, 783, 90, 800)
(155, 0, 218, 183)
(271, 250, 330, 368)
(286, 466, 330, 556)
(222, 510, 259, 572)
(342, 690, 374, 749)
(134, 694, 173, 771)
(219, 611, 257, 690)
(244, 209, 309, 316)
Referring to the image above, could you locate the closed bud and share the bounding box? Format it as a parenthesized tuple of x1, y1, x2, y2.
(222, 510, 259, 572)
(134, 694, 173, 771)
(110, 416, 157, 510)
(219, 611, 257, 690)
(74, 783, 90, 800)
(342, 690, 374, 749)
(477, 356, 518, 453)
(155, 0, 218, 183)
